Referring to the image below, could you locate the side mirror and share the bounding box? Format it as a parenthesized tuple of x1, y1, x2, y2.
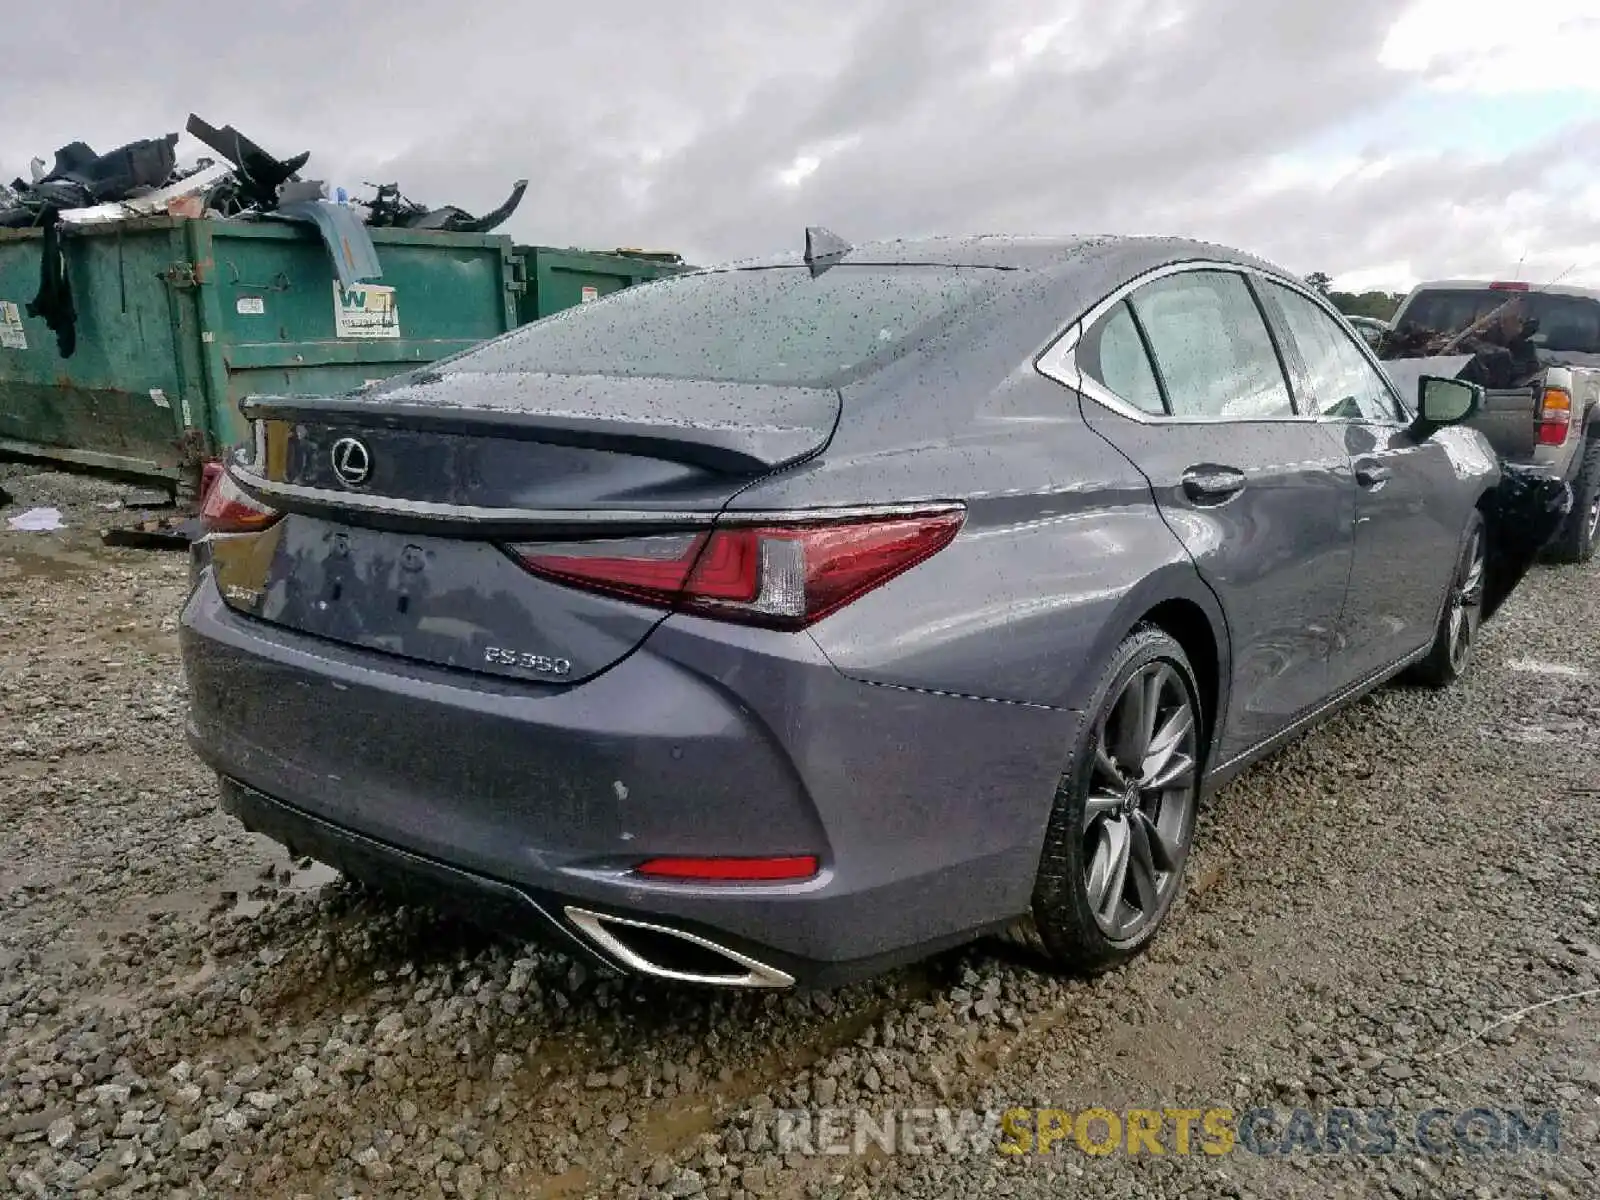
(1413, 375, 1482, 434)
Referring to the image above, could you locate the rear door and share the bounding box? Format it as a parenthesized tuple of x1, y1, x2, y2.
(1259, 279, 1466, 688)
(1068, 266, 1356, 764)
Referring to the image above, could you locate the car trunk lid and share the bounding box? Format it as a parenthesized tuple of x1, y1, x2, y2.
(210, 370, 840, 683)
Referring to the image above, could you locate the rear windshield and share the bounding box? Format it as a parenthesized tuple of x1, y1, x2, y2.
(456, 265, 994, 386)
(1399, 288, 1600, 355)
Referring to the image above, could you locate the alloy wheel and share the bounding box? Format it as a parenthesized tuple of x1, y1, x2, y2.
(1587, 489, 1600, 545)
(1081, 661, 1198, 940)
(1448, 529, 1485, 674)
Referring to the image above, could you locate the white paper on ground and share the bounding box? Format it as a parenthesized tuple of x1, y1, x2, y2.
(6, 507, 65, 531)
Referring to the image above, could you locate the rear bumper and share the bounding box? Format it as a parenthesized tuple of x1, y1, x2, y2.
(181, 574, 1075, 985)
(215, 775, 611, 969)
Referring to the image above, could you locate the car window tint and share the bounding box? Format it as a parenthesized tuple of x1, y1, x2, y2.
(452, 265, 993, 387)
(1080, 302, 1164, 414)
(1128, 272, 1293, 419)
(1267, 282, 1401, 422)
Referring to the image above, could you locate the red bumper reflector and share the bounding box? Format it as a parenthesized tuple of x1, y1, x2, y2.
(635, 855, 820, 882)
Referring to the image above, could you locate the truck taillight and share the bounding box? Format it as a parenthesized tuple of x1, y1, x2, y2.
(1537, 387, 1573, 447)
(200, 472, 282, 535)
(509, 509, 964, 630)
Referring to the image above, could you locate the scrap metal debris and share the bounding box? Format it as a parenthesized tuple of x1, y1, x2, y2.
(100, 513, 201, 550)
(1, 134, 179, 227)
(1, 112, 528, 355)
(362, 178, 529, 234)
(3, 112, 526, 237)
(184, 113, 310, 213)
(1378, 293, 1558, 390)
(1376, 289, 1600, 387)
(57, 162, 233, 227)
(267, 196, 384, 290)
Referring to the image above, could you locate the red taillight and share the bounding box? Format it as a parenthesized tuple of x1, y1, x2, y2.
(636, 855, 820, 882)
(1490, 281, 1530, 292)
(199, 471, 282, 535)
(1538, 387, 1572, 447)
(199, 459, 224, 506)
(510, 509, 964, 629)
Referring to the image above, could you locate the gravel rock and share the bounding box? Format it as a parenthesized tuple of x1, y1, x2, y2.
(3, 482, 1598, 1200)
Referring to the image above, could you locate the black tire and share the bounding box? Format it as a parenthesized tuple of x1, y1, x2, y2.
(1008, 626, 1203, 974)
(1407, 511, 1486, 689)
(1546, 436, 1600, 565)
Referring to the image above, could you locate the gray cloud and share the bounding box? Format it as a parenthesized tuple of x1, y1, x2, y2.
(3, 0, 1593, 285)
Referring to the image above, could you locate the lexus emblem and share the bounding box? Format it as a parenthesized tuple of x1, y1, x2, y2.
(330, 436, 372, 488)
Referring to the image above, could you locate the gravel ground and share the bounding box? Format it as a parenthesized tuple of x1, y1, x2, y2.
(2, 465, 1596, 1200)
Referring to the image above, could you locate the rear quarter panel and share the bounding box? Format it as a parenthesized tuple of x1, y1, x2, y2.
(721, 248, 1249, 717)
(732, 367, 1227, 717)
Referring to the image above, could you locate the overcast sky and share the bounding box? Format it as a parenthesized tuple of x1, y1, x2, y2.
(5, 0, 1600, 291)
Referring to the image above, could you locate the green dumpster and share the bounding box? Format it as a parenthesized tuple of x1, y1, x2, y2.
(512, 245, 688, 325)
(0, 216, 519, 491)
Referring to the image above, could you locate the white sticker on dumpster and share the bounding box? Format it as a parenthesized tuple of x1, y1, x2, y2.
(0, 301, 26, 350)
(334, 282, 400, 339)
(580, 286, 599, 304)
(236, 296, 265, 316)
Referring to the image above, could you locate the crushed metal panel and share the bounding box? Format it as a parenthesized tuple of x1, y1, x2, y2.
(56, 162, 233, 226)
(268, 200, 382, 289)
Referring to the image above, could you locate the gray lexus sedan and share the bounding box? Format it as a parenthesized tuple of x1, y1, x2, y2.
(182, 233, 1510, 989)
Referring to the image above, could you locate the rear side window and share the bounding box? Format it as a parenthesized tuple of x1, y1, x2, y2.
(1079, 302, 1164, 414)
(454, 265, 993, 386)
(1129, 272, 1294, 419)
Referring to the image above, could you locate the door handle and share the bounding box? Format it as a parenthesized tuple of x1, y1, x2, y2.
(1355, 461, 1392, 489)
(1181, 466, 1247, 505)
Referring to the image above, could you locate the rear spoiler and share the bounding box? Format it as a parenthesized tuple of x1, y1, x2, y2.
(239, 374, 842, 476)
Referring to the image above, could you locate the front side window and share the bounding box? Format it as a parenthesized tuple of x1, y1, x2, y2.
(1266, 282, 1402, 423)
(1127, 271, 1294, 419)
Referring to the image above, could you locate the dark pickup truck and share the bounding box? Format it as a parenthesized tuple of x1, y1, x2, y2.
(1380, 279, 1600, 563)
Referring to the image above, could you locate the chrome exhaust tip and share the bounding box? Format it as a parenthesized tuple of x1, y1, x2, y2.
(564, 907, 794, 989)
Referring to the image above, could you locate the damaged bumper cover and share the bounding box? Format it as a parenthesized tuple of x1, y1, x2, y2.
(1482, 462, 1572, 619)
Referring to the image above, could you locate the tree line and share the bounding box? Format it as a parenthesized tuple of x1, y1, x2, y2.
(1303, 272, 1407, 322)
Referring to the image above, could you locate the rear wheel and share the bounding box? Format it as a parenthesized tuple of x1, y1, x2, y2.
(1546, 437, 1600, 565)
(1010, 627, 1202, 973)
(1408, 513, 1485, 689)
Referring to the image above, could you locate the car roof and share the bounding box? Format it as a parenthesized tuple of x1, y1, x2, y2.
(710, 233, 1288, 278)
